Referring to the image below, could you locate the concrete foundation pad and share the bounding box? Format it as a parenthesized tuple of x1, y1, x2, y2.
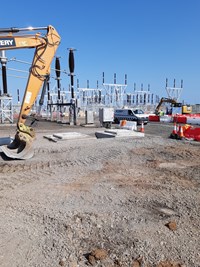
(105, 129, 145, 137)
(95, 129, 145, 139)
(81, 123, 96, 127)
(43, 132, 92, 142)
(53, 132, 90, 140)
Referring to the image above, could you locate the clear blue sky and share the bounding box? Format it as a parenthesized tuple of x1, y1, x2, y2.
(1, 0, 200, 104)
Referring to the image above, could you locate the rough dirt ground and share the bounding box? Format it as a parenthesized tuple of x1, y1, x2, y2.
(0, 119, 199, 267)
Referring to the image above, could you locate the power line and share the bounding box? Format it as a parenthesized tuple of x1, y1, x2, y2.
(9, 57, 69, 75)
(0, 72, 27, 79)
(6, 67, 29, 73)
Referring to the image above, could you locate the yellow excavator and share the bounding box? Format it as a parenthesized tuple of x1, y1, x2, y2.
(0, 25, 61, 159)
(155, 97, 192, 115)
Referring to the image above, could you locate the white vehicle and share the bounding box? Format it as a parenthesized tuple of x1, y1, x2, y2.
(114, 109, 148, 125)
(133, 109, 149, 120)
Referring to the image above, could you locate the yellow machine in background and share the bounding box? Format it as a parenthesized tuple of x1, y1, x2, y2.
(0, 25, 61, 159)
(155, 97, 192, 115)
(182, 104, 192, 114)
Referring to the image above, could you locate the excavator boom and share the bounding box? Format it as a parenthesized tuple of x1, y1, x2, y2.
(0, 25, 61, 159)
(155, 97, 177, 115)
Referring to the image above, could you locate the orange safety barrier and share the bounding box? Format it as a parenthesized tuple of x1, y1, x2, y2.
(173, 115, 187, 124)
(183, 126, 200, 141)
(149, 115, 160, 122)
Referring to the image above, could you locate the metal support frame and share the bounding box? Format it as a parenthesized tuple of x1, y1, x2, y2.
(130, 90, 153, 105)
(165, 79, 183, 102)
(0, 95, 13, 123)
(165, 86, 183, 102)
(103, 83, 127, 107)
(78, 88, 103, 107)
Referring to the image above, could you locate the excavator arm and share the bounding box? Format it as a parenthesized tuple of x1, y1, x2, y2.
(155, 97, 177, 115)
(0, 25, 61, 159)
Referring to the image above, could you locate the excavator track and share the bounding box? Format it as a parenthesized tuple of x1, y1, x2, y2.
(1, 124, 35, 160)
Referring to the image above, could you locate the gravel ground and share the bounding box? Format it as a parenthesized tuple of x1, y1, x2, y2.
(0, 119, 199, 267)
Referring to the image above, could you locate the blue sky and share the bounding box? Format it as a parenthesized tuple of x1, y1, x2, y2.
(1, 0, 200, 104)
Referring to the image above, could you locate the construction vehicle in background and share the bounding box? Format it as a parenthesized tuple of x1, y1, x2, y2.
(155, 97, 192, 115)
(0, 25, 61, 159)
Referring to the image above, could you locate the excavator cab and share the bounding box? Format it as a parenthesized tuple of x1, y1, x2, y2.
(0, 25, 61, 159)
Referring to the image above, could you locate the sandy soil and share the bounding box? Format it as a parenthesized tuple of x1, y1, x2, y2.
(0, 120, 199, 267)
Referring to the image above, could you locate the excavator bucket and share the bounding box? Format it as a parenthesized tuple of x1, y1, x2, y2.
(1, 128, 35, 160)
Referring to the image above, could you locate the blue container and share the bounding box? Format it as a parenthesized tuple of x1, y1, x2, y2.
(172, 107, 182, 115)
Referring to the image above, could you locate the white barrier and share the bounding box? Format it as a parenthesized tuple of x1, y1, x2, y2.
(186, 117, 200, 125)
(119, 120, 137, 131)
(159, 115, 172, 123)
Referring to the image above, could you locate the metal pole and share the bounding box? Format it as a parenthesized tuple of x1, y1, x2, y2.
(17, 89, 20, 104)
(38, 75, 49, 115)
(68, 48, 76, 125)
(0, 26, 48, 33)
(114, 73, 116, 84)
(55, 57, 61, 100)
(55, 57, 62, 121)
(125, 74, 127, 85)
(46, 76, 51, 118)
(0, 51, 8, 95)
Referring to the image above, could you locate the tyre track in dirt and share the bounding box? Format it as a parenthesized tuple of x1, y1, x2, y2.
(0, 140, 124, 193)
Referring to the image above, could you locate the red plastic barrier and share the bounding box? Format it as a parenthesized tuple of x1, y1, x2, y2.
(183, 126, 200, 141)
(195, 135, 200, 141)
(187, 113, 200, 117)
(149, 115, 160, 122)
(173, 115, 187, 124)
